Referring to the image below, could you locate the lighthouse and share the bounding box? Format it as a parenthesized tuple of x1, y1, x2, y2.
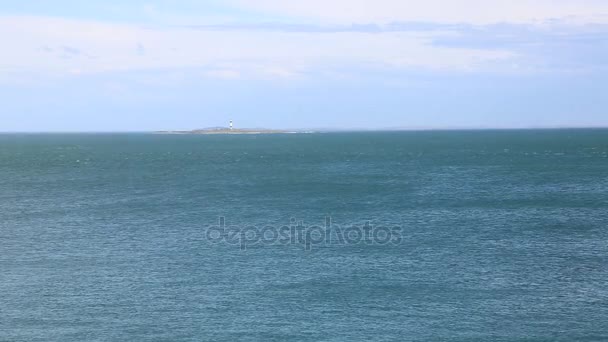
(229, 120, 233, 130)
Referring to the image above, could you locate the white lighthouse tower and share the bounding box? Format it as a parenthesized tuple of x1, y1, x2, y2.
(229, 120, 233, 130)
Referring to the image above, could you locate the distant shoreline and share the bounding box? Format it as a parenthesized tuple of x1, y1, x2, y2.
(155, 128, 309, 135)
(1, 127, 608, 134)
(154, 126, 608, 135)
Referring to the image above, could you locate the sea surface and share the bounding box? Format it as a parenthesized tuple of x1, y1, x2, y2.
(1, 130, 608, 341)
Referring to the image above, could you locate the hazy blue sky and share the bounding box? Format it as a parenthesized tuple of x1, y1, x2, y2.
(1, 1, 607, 131)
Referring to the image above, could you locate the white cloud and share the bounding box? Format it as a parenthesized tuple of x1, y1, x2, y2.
(229, 0, 608, 25)
(0, 15, 514, 78)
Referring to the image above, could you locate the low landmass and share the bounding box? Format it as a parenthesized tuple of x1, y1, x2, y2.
(156, 127, 309, 135)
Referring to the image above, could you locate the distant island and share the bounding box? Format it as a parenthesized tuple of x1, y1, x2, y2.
(157, 120, 316, 134)
(156, 127, 302, 135)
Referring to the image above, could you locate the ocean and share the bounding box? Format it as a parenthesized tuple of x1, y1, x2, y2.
(1, 130, 607, 341)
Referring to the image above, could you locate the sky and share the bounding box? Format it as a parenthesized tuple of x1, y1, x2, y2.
(1, 1, 607, 131)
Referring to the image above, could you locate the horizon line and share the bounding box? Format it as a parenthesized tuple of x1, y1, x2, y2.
(2, 126, 608, 134)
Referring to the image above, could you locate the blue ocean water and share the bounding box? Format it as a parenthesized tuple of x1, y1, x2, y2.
(1, 130, 608, 341)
